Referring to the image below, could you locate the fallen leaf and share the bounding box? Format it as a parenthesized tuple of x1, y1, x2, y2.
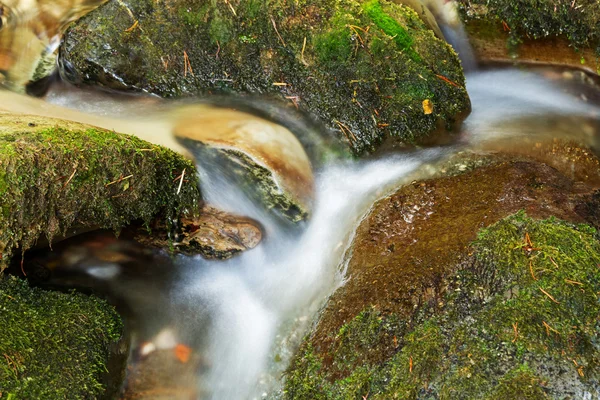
(423, 99, 434, 115)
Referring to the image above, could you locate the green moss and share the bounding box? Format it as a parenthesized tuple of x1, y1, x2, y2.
(362, 0, 420, 62)
(487, 364, 549, 400)
(0, 276, 123, 399)
(314, 12, 355, 67)
(61, 0, 470, 156)
(285, 213, 600, 398)
(0, 117, 201, 270)
(458, 0, 600, 56)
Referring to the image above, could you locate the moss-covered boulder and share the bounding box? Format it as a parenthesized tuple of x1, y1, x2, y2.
(0, 112, 201, 270)
(0, 275, 125, 399)
(457, 0, 600, 75)
(284, 143, 600, 398)
(60, 0, 470, 155)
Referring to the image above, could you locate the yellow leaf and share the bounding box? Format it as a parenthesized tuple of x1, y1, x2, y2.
(423, 99, 434, 115)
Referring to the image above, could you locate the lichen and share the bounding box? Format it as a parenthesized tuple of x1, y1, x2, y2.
(285, 213, 600, 399)
(0, 275, 124, 399)
(0, 115, 201, 270)
(61, 0, 470, 155)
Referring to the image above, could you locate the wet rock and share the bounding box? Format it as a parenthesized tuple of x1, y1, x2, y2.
(174, 106, 315, 222)
(60, 0, 470, 155)
(0, 111, 201, 270)
(285, 143, 600, 398)
(133, 206, 263, 259)
(457, 0, 600, 75)
(122, 347, 203, 400)
(0, 0, 108, 91)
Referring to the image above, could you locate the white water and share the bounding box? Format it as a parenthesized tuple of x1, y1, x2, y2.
(30, 65, 600, 399)
(175, 150, 445, 399)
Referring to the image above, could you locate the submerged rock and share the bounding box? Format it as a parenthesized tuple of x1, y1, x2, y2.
(132, 205, 263, 259)
(60, 0, 471, 155)
(457, 0, 600, 75)
(285, 142, 600, 398)
(0, 275, 125, 399)
(0, 111, 201, 270)
(174, 105, 315, 222)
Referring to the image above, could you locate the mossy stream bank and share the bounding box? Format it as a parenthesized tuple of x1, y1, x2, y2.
(0, 112, 202, 271)
(457, 0, 600, 75)
(0, 112, 202, 398)
(60, 0, 470, 155)
(285, 141, 600, 399)
(0, 276, 126, 399)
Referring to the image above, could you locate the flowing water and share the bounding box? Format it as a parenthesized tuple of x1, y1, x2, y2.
(28, 64, 600, 400)
(4, 1, 600, 398)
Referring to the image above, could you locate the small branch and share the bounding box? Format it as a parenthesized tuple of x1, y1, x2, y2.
(63, 168, 77, 189)
(176, 168, 186, 195)
(271, 17, 286, 47)
(539, 287, 560, 304)
(105, 174, 133, 187)
(301, 37, 308, 66)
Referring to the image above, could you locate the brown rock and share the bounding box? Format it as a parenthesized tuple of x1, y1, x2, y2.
(307, 143, 600, 371)
(133, 206, 263, 260)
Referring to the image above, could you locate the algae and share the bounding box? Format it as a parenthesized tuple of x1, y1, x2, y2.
(0, 275, 124, 399)
(285, 213, 600, 399)
(0, 115, 201, 270)
(61, 0, 470, 155)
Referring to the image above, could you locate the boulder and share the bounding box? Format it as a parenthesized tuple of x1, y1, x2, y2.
(0, 275, 126, 399)
(60, 0, 471, 155)
(0, 0, 108, 91)
(457, 0, 600, 75)
(0, 111, 201, 270)
(173, 105, 315, 222)
(285, 140, 600, 398)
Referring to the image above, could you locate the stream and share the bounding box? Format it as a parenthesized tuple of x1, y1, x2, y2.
(4, 2, 600, 398)
(29, 64, 599, 400)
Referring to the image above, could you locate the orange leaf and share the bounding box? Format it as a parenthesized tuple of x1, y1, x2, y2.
(175, 344, 192, 364)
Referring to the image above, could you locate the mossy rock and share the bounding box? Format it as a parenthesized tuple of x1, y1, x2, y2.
(0, 112, 202, 270)
(60, 0, 470, 155)
(286, 213, 600, 399)
(457, 0, 600, 75)
(0, 275, 126, 399)
(284, 147, 600, 399)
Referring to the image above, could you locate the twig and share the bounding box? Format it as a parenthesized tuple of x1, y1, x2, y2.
(565, 279, 584, 286)
(542, 320, 560, 335)
(63, 168, 77, 189)
(176, 168, 186, 195)
(125, 20, 139, 32)
(435, 74, 462, 88)
(301, 37, 308, 66)
(529, 260, 538, 281)
(539, 287, 560, 304)
(512, 322, 518, 343)
(271, 17, 286, 47)
(224, 0, 237, 16)
(183, 50, 194, 77)
(105, 174, 133, 187)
